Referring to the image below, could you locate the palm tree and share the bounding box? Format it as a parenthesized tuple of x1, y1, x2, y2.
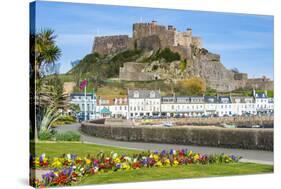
(33, 29, 62, 141)
(35, 29, 61, 78)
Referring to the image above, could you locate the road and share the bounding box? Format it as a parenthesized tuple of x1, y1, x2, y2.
(55, 123, 273, 165)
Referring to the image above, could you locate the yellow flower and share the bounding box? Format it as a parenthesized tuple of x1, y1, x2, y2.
(51, 158, 62, 168)
(194, 154, 199, 161)
(34, 157, 39, 167)
(121, 162, 130, 170)
(114, 158, 121, 164)
(173, 160, 179, 166)
(85, 158, 91, 165)
(164, 158, 170, 166)
(155, 161, 163, 167)
(188, 150, 193, 156)
(153, 154, 159, 161)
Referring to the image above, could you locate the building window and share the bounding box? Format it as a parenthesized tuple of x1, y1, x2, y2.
(134, 91, 139, 98)
(150, 91, 155, 98)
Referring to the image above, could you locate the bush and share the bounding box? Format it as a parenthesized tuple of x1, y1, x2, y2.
(152, 48, 181, 62)
(38, 130, 56, 141)
(179, 60, 187, 72)
(176, 77, 206, 96)
(54, 131, 80, 141)
(51, 115, 77, 127)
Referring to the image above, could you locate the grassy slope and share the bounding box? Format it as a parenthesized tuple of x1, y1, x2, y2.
(33, 142, 273, 185)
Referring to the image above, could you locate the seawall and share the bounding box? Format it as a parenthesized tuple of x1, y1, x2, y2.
(81, 120, 273, 151)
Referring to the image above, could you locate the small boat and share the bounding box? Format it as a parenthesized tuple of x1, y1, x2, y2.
(163, 121, 173, 127)
(252, 125, 261, 128)
(221, 123, 236, 128)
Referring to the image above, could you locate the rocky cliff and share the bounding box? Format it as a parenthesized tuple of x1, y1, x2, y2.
(90, 21, 273, 92)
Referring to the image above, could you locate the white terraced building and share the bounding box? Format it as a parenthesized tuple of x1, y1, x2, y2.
(127, 89, 161, 118)
(70, 89, 273, 119)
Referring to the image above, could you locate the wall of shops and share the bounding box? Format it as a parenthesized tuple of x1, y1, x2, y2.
(81, 120, 273, 151)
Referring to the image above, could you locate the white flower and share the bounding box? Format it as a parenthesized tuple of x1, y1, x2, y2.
(67, 154, 71, 159)
(112, 153, 118, 159)
(94, 166, 99, 172)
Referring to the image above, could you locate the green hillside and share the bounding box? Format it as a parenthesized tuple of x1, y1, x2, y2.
(50, 48, 273, 98)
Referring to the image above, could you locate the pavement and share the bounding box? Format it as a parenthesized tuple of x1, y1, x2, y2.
(55, 123, 274, 165)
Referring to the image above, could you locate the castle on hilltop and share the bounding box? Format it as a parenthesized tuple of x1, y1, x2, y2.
(93, 20, 202, 59)
(92, 21, 273, 92)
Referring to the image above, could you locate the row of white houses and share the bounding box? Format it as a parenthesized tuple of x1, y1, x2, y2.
(70, 89, 274, 120)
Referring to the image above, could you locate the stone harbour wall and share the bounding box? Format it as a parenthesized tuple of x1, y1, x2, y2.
(81, 121, 273, 151)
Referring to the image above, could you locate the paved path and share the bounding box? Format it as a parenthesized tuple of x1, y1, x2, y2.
(55, 123, 273, 165)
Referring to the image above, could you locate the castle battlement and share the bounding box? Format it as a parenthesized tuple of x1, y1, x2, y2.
(92, 21, 203, 58)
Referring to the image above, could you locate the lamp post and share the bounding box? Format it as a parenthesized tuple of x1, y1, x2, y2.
(84, 84, 87, 121)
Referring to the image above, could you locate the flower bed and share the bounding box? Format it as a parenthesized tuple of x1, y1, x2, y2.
(30, 149, 240, 187)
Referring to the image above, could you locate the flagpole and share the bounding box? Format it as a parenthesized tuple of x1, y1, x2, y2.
(84, 84, 87, 121)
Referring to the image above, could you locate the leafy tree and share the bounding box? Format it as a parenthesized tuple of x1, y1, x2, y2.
(176, 77, 206, 96)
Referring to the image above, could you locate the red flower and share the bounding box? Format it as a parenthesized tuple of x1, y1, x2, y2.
(52, 173, 69, 186)
(132, 162, 141, 169)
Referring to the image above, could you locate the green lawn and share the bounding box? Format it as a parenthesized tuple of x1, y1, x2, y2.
(32, 142, 141, 157)
(32, 142, 273, 185)
(78, 163, 273, 185)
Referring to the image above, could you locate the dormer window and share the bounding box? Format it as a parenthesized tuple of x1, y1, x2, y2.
(150, 91, 155, 98)
(207, 98, 214, 103)
(134, 91, 139, 98)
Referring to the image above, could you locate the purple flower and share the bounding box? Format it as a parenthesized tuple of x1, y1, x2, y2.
(71, 154, 77, 160)
(169, 149, 174, 155)
(116, 163, 121, 169)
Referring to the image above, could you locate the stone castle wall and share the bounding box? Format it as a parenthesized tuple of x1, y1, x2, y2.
(93, 35, 131, 56)
(91, 22, 273, 92)
(119, 62, 156, 81)
(245, 79, 273, 90)
(191, 37, 203, 49)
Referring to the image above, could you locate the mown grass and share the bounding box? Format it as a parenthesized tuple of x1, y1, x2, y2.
(78, 162, 273, 185)
(32, 142, 141, 157)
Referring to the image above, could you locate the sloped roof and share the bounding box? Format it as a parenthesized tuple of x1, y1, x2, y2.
(128, 89, 161, 99)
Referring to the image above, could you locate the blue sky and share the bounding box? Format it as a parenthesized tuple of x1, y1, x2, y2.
(34, 1, 274, 79)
